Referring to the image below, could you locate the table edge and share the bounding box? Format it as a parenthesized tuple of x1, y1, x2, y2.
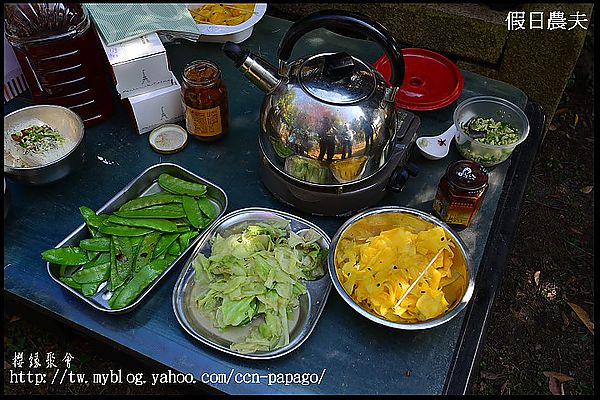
(443, 101, 546, 394)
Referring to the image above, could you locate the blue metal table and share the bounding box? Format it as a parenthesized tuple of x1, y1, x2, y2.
(4, 15, 545, 394)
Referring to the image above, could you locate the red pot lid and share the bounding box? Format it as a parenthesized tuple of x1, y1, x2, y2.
(373, 48, 464, 111)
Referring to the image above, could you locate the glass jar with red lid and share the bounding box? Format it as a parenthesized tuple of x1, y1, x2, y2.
(181, 60, 229, 141)
(432, 160, 489, 228)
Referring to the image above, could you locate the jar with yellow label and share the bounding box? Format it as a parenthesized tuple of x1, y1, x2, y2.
(181, 60, 229, 141)
(432, 160, 489, 228)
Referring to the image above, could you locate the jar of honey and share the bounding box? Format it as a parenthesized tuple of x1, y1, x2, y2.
(433, 160, 489, 228)
(181, 60, 229, 141)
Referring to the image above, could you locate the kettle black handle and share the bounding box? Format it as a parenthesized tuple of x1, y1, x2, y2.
(277, 10, 405, 87)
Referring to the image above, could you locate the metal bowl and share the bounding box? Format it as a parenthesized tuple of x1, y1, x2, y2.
(328, 206, 475, 330)
(4, 105, 86, 185)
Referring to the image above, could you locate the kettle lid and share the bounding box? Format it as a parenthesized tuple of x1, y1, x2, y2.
(299, 52, 377, 105)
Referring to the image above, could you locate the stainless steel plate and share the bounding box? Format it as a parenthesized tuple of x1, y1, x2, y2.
(172, 207, 331, 359)
(46, 162, 228, 314)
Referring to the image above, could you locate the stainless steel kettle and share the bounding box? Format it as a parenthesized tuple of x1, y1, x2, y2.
(223, 10, 405, 185)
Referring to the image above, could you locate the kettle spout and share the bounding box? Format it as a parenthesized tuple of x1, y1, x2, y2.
(223, 41, 281, 93)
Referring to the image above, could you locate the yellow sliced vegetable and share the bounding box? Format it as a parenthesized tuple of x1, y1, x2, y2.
(334, 215, 467, 323)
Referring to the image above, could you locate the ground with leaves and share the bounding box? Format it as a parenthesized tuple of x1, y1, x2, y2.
(4, 17, 594, 397)
(472, 18, 594, 396)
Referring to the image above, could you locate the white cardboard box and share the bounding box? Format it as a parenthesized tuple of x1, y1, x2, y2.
(101, 33, 173, 99)
(126, 73, 184, 135)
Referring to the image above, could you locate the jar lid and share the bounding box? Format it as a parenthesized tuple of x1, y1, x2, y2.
(446, 160, 488, 191)
(149, 124, 188, 154)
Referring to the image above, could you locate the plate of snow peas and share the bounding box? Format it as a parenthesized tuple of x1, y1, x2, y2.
(43, 163, 228, 313)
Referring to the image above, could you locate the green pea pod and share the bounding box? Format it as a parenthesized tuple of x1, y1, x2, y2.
(133, 232, 161, 273)
(108, 281, 127, 307)
(91, 228, 106, 238)
(60, 276, 83, 290)
(81, 282, 102, 297)
(152, 233, 179, 259)
(84, 252, 110, 268)
(109, 237, 134, 291)
(75, 252, 104, 274)
(167, 240, 181, 256)
(72, 262, 110, 284)
(113, 204, 186, 219)
(118, 193, 183, 211)
(199, 216, 213, 228)
(158, 174, 207, 197)
(80, 237, 111, 252)
(173, 218, 192, 227)
(98, 225, 154, 236)
(42, 247, 89, 266)
(182, 196, 204, 229)
(130, 236, 143, 266)
(107, 215, 178, 232)
(130, 236, 145, 248)
(197, 197, 217, 220)
(66, 266, 87, 278)
(60, 251, 102, 277)
(163, 253, 178, 265)
(177, 225, 192, 233)
(178, 230, 200, 250)
(86, 250, 99, 261)
(79, 207, 109, 229)
(109, 258, 169, 309)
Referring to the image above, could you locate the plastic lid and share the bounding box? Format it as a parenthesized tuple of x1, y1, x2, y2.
(373, 48, 464, 111)
(148, 124, 188, 154)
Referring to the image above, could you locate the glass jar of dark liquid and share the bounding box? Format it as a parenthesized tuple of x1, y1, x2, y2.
(4, 3, 113, 127)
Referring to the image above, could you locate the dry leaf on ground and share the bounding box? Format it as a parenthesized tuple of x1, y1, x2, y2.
(580, 185, 593, 194)
(569, 227, 583, 235)
(480, 371, 500, 380)
(543, 371, 575, 382)
(534, 271, 541, 286)
(567, 302, 594, 334)
(548, 376, 564, 395)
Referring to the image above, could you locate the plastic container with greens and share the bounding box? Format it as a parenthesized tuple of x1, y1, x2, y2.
(453, 96, 530, 167)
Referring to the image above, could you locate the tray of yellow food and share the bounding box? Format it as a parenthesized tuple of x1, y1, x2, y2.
(186, 3, 267, 43)
(328, 206, 474, 330)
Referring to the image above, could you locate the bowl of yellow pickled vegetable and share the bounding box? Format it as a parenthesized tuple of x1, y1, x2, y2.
(186, 3, 267, 43)
(329, 206, 474, 330)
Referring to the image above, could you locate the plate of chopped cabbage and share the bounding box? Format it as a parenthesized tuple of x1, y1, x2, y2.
(172, 207, 331, 359)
